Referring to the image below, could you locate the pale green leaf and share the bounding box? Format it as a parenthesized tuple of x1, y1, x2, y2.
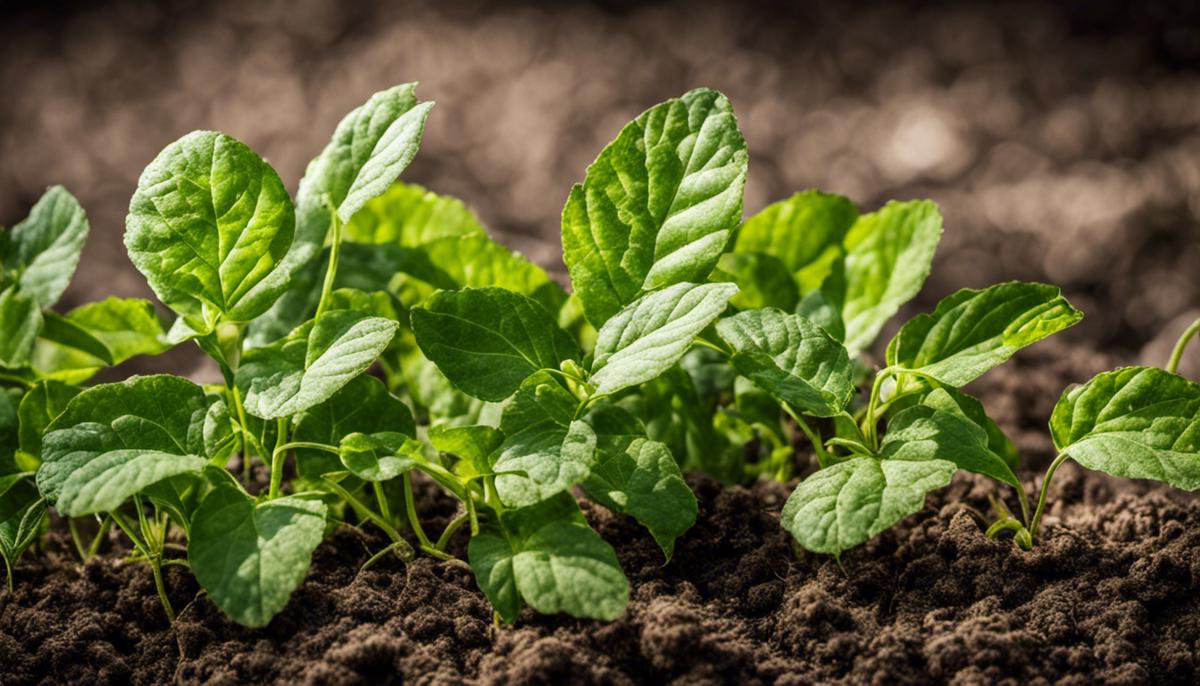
(715, 308, 855, 417)
(32, 297, 170, 382)
(189, 483, 326, 628)
(590, 282, 737, 395)
(468, 492, 627, 622)
(428, 424, 503, 476)
(17, 380, 79, 461)
(781, 455, 955, 554)
(55, 449, 207, 517)
(344, 181, 485, 245)
(338, 432, 418, 481)
(562, 88, 747, 326)
(734, 190, 857, 291)
(296, 84, 434, 229)
(0, 287, 42, 368)
(494, 373, 596, 507)
(5, 186, 89, 307)
(411, 287, 579, 402)
(125, 131, 295, 330)
(1050, 366, 1200, 489)
(883, 388, 1019, 487)
(236, 312, 398, 419)
(887, 282, 1082, 387)
(839, 200, 943, 354)
(37, 375, 208, 508)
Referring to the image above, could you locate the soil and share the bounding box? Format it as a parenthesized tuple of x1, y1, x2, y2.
(3, 339, 1200, 685)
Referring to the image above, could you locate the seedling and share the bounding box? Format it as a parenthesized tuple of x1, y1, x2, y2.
(2, 81, 1196, 629)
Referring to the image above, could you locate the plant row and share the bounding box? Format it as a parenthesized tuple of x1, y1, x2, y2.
(2, 84, 1199, 627)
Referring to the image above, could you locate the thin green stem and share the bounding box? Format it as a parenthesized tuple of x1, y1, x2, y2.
(275, 441, 339, 455)
(268, 417, 289, 500)
(1029, 453, 1070, 543)
(110, 511, 148, 553)
(785, 405, 830, 470)
(3, 556, 11, 593)
(360, 540, 414, 571)
(314, 207, 343, 319)
(87, 516, 112, 559)
(229, 385, 265, 483)
(68, 519, 88, 561)
(465, 490, 480, 536)
(372, 481, 392, 522)
(863, 367, 896, 450)
(435, 513, 470, 551)
(150, 559, 175, 622)
(1167, 316, 1200, 375)
(402, 473, 434, 549)
(322, 478, 405, 543)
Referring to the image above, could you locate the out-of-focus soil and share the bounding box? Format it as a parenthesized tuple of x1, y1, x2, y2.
(1, 0, 1199, 379)
(3, 340, 1199, 685)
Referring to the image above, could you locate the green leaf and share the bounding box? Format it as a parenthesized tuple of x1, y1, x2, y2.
(888, 381, 1019, 472)
(428, 424, 503, 476)
(583, 437, 696, 558)
(884, 388, 1019, 487)
(0, 480, 45, 574)
(4, 186, 89, 307)
(838, 200, 943, 354)
(494, 373, 596, 507)
(562, 88, 748, 326)
(32, 298, 170, 382)
(37, 311, 113, 366)
(887, 282, 1083, 387)
(236, 311, 399, 419)
(189, 482, 327, 628)
(125, 131, 296, 331)
(590, 282, 737, 395)
(297, 84, 434, 231)
(293, 374, 415, 478)
(338, 432, 418, 481)
(0, 287, 42, 368)
(411, 287, 579, 402)
(344, 181, 485, 245)
(405, 234, 568, 315)
(734, 191, 857, 292)
(781, 455, 956, 554)
(716, 308, 855, 417)
(0, 390, 17, 473)
(56, 449, 208, 517)
(468, 492, 628, 622)
(716, 252, 799, 312)
(37, 375, 209, 512)
(202, 393, 238, 463)
(1050, 367, 1200, 489)
(17, 380, 80, 461)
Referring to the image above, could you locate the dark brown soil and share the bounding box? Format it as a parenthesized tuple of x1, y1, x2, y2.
(3, 339, 1200, 685)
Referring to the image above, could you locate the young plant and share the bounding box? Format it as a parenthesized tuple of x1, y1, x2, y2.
(709, 188, 1200, 556)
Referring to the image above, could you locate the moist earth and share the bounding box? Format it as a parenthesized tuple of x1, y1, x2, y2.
(2, 340, 1199, 686)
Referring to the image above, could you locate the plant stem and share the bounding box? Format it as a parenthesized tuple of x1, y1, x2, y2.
(229, 385, 263, 483)
(87, 516, 113, 558)
(360, 540, 413, 570)
(436, 513, 470, 551)
(150, 558, 176, 622)
(1029, 453, 1070, 543)
(4, 556, 12, 593)
(785, 406, 830, 470)
(402, 473, 434, 549)
(314, 208, 343, 320)
(1167, 317, 1200, 375)
(268, 417, 288, 499)
(863, 367, 895, 450)
(274, 441, 340, 455)
(321, 478, 407, 544)
(372, 481, 392, 522)
(68, 518, 88, 561)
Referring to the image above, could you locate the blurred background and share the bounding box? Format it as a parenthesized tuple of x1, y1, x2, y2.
(2, 0, 1199, 376)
